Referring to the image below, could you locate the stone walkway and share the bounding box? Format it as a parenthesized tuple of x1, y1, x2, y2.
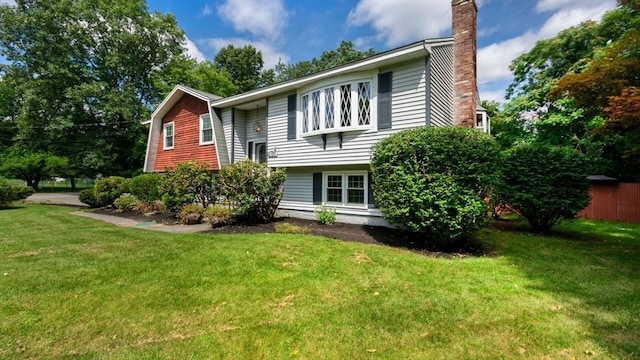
(26, 193, 211, 233)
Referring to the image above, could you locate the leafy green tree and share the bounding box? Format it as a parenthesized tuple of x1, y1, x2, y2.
(153, 56, 237, 97)
(370, 127, 501, 243)
(214, 44, 271, 93)
(499, 144, 591, 232)
(273, 41, 376, 82)
(0, 0, 187, 179)
(0, 147, 67, 190)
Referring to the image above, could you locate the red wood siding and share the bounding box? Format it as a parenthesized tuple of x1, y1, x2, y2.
(153, 94, 219, 171)
(578, 183, 640, 224)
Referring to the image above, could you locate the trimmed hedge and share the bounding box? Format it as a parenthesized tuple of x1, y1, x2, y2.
(371, 126, 501, 242)
(499, 144, 591, 232)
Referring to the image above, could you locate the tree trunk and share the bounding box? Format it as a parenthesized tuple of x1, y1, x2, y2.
(70, 177, 76, 191)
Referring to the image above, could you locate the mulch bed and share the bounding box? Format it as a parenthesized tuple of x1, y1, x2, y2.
(93, 208, 485, 258)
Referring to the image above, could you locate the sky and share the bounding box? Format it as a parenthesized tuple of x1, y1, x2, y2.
(1, 0, 619, 103)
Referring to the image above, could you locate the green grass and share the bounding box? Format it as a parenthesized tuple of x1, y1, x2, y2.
(1, 205, 639, 359)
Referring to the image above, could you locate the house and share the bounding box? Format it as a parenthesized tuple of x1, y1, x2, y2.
(143, 0, 485, 226)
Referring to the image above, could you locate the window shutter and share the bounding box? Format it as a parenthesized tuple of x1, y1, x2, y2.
(312, 173, 322, 205)
(248, 141, 254, 160)
(377, 72, 392, 130)
(367, 172, 377, 209)
(287, 94, 297, 140)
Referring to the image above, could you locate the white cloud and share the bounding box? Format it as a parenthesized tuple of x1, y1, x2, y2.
(217, 0, 288, 41)
(348, 0, 451, 47)
(479, 88, 507, 104)
(200, 37, 290, 69)
(201, 4, 213, 16)
(185, 37, 206, 62)
(535, 0, 611, 13)
(0, 0, 16, 5)
(477, 1, 616, 101)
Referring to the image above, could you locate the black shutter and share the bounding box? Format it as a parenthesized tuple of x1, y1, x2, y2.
(377, 72, 392, 130)
(367, 172, 377, 209)
(248, 141, 254, 160)
(312, 173, 322, 205)
(287, 94, 297, 140)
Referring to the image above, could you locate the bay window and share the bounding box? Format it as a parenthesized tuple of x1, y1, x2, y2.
(301, 79, 372, 135)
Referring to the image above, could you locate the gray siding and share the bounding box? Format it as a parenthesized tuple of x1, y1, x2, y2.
(430, 44, 454, 127)
(267, 58, 428, 168)
(212, 111, 229, 166)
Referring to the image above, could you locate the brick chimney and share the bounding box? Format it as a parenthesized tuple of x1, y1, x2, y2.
(452, 0, 478, 128)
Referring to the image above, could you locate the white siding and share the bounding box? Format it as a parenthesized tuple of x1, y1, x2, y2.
(430, 44, 454, 127)
(267, 58, 429, 168)
(144, 119, 161, 172)
(280, 169, 313, 204)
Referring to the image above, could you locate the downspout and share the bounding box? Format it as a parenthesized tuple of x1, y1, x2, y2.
(423, 42, 432, 127)
(231, 107, 235, 163)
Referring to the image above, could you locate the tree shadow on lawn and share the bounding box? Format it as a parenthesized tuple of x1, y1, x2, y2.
(491, 218, 640, 357)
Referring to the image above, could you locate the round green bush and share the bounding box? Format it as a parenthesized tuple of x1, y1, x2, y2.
(78, 188, 101, 208)
(499, 144, 591, 232)
(93, 176, 131, 207)
(113, 193, 139, 213)
(0, 177, 34, 208)
(130, 173, 163, 202)
(370, 126, 501, 242)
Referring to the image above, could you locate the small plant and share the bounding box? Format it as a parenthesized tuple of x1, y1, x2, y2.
(274, 222, 311, 234)
(203, 205, 233, 227)
(113, 193, 139, 213)
(177, 203, 205, 225)
(315, 205, 336, 225)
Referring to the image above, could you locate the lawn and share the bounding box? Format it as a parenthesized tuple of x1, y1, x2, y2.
(1, 205, 639, 359)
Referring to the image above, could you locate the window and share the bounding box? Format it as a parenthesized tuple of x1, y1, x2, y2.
(163, 122, 174, 150)
(200, 114, 213, 145)
(301, 79, 371, 135)
(249, 142, 267, 164)
(324, 172, 367, 207)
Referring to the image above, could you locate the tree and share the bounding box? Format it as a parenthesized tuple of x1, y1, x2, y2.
(273, 41, 376, 82)
(499, 144, 591, 232)
(0, 0, 187, 180)
(214, 44, 271, 93)
(0, 146, 67, 190)
(495, 1, 640, 180)
(153, 56, 237, 98)
(370, 127, 501, 243)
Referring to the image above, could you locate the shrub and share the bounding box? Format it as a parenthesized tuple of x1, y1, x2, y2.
(78, 188, 101, 208)
(93, 176, 131, 207)
(203, 205, 233, 227)
(371, 126, 501, 243)
(130, 173, 163, 202)
(315, 205, 336, 225)
(499, 144, 591, 232)
(160, 161, 216, 212)
(113, 193, 139, 213)
(177, 203, 205, 225)
(0, 177, 34, 208)
(274, 222, 311, 234)
(218, 160, 286, 224)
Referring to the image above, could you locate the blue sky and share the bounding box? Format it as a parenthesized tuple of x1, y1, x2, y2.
(145, 0, 617, 103)
(1, 0, 618, 103)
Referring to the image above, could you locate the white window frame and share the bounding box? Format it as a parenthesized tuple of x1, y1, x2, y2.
(199, 113, 214, 145)
(253, 142, 267, 164)
(300, 77, 374, 136)
(323, 171, 368, 208)
(163, 122, 174, 150)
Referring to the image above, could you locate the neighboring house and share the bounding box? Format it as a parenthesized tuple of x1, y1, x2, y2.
(143, 0, 486, 226)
